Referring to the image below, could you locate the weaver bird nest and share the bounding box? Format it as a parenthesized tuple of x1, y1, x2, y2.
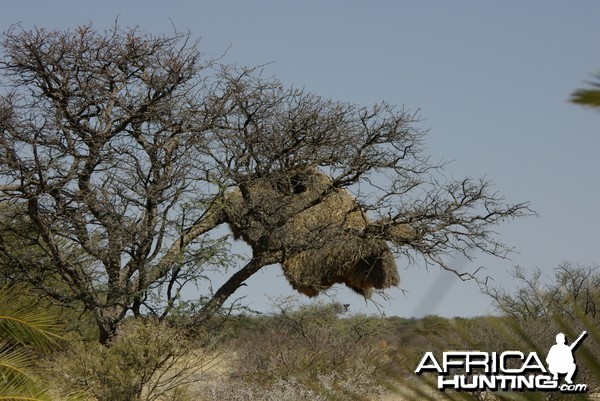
(223, 167, 414, 297)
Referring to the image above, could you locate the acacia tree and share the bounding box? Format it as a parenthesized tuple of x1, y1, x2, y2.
(0, 24, 531, 342)
(486, 263, 600, 320)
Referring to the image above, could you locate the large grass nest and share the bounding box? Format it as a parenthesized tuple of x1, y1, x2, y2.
(223, 167, 406, 297)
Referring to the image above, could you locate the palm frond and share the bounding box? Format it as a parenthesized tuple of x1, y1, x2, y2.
(571, 77, 600, 109)
(0, 291, 61, 353)
(0, 342, 38, 387)
(0, 289, 67, 401)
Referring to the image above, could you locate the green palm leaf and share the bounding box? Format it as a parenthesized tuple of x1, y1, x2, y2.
(0, 346, 54, 401)
(0, 291, 61, 353)
(571, 77, 600, 109)
(0, 342, 38, 386)
(0, 289, 63, 401)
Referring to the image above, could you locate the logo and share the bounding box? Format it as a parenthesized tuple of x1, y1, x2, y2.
(415, 331, 588, 393)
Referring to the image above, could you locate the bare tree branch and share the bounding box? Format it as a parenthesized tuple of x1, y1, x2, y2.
(0, 23, 532, 342)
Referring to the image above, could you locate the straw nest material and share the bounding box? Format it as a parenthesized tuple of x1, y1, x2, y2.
(223, 167, 405, 297)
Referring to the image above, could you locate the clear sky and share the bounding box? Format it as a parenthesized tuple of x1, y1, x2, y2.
(2, 1, 600, 317)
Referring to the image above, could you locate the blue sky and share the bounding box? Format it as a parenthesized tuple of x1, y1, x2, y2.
(2, 1, 600, 317)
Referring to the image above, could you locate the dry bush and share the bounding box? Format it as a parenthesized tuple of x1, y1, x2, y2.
(47, 318, 222, 401)
(451, 316, 600, 401)
(200, 378, 327, 401)
(486, 263, 600, 321)
(384, 314, 600, 401)
(482, 263, 600, 399)
(205, 299, 393, 400)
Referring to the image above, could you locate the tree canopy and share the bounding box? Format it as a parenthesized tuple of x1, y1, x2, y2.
(0, 23, 531, 342)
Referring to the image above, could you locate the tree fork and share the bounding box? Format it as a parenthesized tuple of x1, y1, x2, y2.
(194, 254, 277, 325)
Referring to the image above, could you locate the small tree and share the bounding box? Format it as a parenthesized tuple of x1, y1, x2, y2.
(0, 23, 531, 342)
(486, 263, 600, 321)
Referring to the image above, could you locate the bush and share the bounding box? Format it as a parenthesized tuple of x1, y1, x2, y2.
(50, 318, 221, 401)
(210, 299, 393, 400)
(486, 263, 600, 321)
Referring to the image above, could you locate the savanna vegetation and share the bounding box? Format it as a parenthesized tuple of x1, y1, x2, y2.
(1, 263, 599, 400)
(0, 22, 598, 401)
